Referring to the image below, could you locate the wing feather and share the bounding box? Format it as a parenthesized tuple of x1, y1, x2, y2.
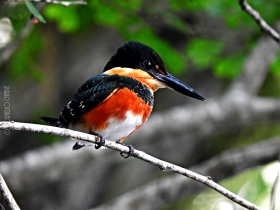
(59, 74, 119, 126)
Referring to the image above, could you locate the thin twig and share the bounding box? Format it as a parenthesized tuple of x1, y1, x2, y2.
(0, 121, 262, 210)
(0, 20, 34, 69)
(0, 173, 20, 210)
(0, 3, 46, 68)
(239, 0, 280, 44)
(5, 0, 87, 6)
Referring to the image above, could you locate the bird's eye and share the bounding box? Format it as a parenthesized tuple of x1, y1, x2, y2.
(143, 60, 154, 70)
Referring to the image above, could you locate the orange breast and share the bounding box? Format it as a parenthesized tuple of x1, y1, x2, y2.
(75, 88, 153, 141)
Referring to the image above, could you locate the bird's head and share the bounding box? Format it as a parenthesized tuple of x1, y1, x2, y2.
(103, 41, 205, 101)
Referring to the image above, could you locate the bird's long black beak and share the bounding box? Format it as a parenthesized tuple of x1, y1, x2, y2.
(153, 72, 205, 101)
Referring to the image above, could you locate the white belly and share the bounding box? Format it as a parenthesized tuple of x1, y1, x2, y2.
(98, 110, 143, 141)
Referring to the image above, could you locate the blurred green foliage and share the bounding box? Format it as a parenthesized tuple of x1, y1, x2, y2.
(215, 52, 245, 79)
(270, 54, 280, 76)
(4, 0, 280, 80)
(185, 38, 224, 69)
(9, 29, 44, 80)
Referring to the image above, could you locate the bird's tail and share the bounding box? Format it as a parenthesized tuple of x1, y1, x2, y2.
(39, 116, 64, 127)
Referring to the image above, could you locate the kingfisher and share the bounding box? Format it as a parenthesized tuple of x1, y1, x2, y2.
(40, 41, 205, 157)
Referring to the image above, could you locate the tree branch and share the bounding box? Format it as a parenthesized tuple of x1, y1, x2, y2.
(227, 30, 279, 95)
(239, 0, 280, 44)
(5, 0, 87, 6)
(0, 121, 262, 210)
(0, 173, 20, 210)
(93, 136, 280, 210)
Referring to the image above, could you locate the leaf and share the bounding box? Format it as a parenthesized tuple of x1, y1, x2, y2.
(25, 0, 46, 24)
(44, 5, 81, 33)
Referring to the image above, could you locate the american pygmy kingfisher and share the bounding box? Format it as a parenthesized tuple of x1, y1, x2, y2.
(40, 41, 205, 156)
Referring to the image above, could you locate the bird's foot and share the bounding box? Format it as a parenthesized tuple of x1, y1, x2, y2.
(116, 140, 134, 158)
(90, 131, 105, 149)
(72, 132, 104, 150)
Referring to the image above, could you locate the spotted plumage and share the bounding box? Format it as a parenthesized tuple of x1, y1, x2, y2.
(40, 41, 205, 151)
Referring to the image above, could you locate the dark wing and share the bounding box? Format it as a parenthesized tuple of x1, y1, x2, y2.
(59, 74, 120, 126)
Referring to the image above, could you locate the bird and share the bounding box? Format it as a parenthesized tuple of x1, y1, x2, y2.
(40, 41, 205, 157)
